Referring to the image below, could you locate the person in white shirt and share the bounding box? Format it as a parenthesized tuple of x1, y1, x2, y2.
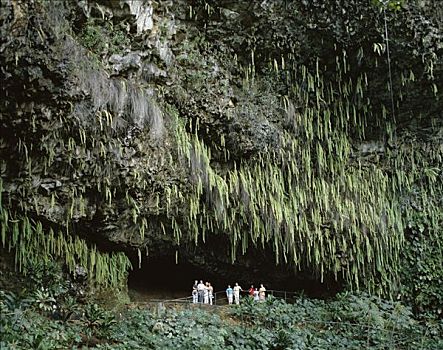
(197, 280, 205, 303)
(192, 287, 198, 303)
(203, 282, 209, 304)
(253, 288, 259, 302)
(259, 283, 266, 302)
(208, 282, 214, 305)
(233, 282, 242, 305)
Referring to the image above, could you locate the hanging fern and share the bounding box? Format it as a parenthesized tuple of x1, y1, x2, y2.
(161, 53, 442, 296)
(0, 180, 131, 288)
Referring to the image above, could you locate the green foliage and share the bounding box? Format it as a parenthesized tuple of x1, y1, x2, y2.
(26, 260, 69, 296)
(32, 288, 57, 313)
(0, 181, 132, 288)
(400, 214, 443, 317)
(84, 303, 117, 338)
(160, 0, 442, 300)
(166, 55, 409, 295)
(79, 19, 130, 56)
(81, 24, 107, 52)
(389, 135, 443, 316)
(372, 0, 405, 11)
(228, 293, 442, 349)
(0, 290, 24, 312)
(1, 291, 441, 349)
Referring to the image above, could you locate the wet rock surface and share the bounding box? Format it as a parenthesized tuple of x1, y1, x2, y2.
(0, 0, 441, 289)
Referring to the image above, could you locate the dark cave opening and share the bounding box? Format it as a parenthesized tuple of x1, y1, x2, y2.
(128, 255, 219, 301)
(127, 254, 344, 302)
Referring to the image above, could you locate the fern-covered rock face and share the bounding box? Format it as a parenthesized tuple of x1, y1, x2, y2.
(0, 0, 441, 307)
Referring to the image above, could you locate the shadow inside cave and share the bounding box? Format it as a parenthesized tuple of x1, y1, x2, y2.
(128, 256, 219, 302)
(127, 255, 343, 303)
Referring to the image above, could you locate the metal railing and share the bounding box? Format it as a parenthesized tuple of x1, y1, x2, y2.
(132, 289, 297, 307)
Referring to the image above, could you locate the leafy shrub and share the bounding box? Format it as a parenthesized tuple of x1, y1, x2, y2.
(1, 291, 442, 349)
(400, 214, 443, 318)
(83, 303, 117, 337)
(32, 288, 57, 313)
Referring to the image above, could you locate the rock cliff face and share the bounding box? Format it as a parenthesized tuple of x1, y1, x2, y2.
(0, 0, 442, 300)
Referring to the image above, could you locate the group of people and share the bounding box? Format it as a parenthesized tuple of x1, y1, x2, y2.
(226, 283, 266, 305)
(192, 280, 267, 305)
(192, 280, 214, 305)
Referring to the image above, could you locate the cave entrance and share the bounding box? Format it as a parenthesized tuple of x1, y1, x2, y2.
(127, 255, 219, 302)
(127, 254, 343, 302)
